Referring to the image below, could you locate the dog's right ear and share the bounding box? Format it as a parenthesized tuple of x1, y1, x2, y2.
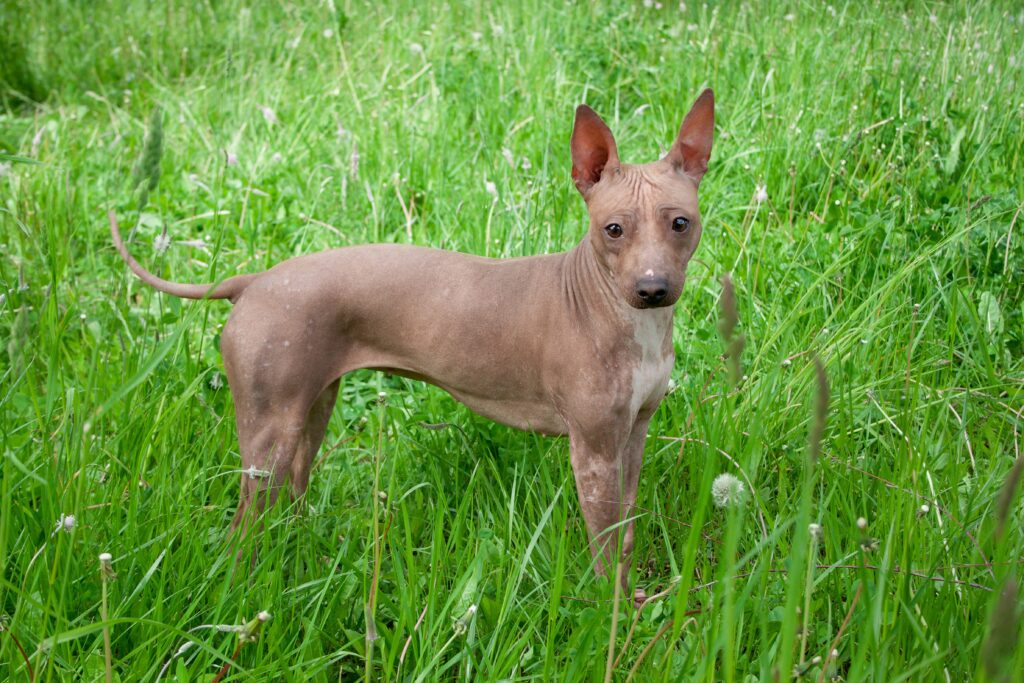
(571, 105, 620, 197)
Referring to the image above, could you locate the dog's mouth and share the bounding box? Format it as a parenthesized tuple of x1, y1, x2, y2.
(629, 297, 677, 310)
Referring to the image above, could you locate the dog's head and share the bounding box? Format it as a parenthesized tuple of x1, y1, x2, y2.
(571, 89, 713, 309)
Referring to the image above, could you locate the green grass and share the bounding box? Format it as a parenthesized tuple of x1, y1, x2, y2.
(2, 0, 1023, 680)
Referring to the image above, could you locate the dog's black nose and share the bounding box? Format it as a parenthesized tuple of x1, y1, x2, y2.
(636, 278, 668, 305)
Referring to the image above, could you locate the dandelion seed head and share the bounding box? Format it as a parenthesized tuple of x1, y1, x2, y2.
(711, 473, 746, 508)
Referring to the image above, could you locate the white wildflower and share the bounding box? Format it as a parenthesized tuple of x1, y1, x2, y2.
(856, 516, 868, 530)
(809, 523, 823, 541)
(53, 513, 76, 535)
(502, 147, 516, 168)
(783, 13, 795, 21)
(209, 372, 223, 389)
(225, 150, 239, 166)
(271, 152, 283, 164)
(409, 42, 424, 55)
(485, 180, 498, 201)
(259, 105, 278, 126)
(711, 473, 746, 508)
(154, 231, 171, 255)
(322, 28, 334, 39)
(754, 184, 768, 204)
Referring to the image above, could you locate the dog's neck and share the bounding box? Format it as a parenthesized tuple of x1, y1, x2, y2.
(560, 235, 674, 335)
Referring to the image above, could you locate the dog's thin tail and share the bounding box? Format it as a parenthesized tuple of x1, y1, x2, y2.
(109, 211, 258, 302)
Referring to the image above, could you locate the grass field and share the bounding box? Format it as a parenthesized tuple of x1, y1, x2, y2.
(2, 0, 1024, 680)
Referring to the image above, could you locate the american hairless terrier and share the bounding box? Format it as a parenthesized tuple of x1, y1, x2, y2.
(109, 89, 714, 602)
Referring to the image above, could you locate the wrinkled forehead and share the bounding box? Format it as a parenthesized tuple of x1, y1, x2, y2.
(587, 161, 700, 220)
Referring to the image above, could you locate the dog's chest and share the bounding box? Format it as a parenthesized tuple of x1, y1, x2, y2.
(627, 311, 674, 416)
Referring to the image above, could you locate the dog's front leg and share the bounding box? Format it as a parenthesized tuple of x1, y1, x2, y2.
(621, 411, 654, 603)
(568, 425, 632, 587)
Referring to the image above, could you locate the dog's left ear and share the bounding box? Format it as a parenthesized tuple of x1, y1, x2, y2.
(664, 88, 714, 184)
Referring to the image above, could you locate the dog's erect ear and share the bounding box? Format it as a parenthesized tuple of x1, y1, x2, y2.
(664, 88, 714, 184)
(571, 105, 620, 197)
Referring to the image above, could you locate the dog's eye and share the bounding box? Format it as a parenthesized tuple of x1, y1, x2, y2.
(672, 216, 690, 233)
(604, 223, 623, 239)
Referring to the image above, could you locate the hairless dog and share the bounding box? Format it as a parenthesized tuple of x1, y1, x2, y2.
(110, 88, 714, 603)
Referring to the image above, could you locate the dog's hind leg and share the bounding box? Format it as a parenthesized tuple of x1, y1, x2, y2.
(230, 405, 311, 535)
(290, 378, 341, 496)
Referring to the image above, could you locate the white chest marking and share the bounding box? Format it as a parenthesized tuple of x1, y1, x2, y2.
(627, 310, 674, 417)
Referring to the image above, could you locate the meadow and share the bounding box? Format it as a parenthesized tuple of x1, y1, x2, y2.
(1, 0, 1023, 680)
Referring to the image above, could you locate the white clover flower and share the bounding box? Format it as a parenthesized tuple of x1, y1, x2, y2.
(754, 184, 768, 204)
(809, 523, 823, 541)
(856, 516, 868, 530)
(711, 473, 746, 508)
(271, 152, 283, 164)
(259, 105, 278, 126)
(225, 150, 239, 166)
(153, 231, 171, 255)
(322, 28, 334, 39)
(408, 42, 424, 55)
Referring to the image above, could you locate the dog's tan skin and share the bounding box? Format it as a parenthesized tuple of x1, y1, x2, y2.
(110, 89, 714, 601)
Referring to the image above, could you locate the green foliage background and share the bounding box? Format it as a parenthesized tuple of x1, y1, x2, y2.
(1, 0, 1022, 680)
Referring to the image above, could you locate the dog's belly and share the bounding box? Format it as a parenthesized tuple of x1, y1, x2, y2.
(371, 366, 568, 435)
(445, 390, 568, 435)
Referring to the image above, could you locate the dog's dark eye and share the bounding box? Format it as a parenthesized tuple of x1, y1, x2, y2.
(604, 223, 623, 239)
(672, 216, 690, 233)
